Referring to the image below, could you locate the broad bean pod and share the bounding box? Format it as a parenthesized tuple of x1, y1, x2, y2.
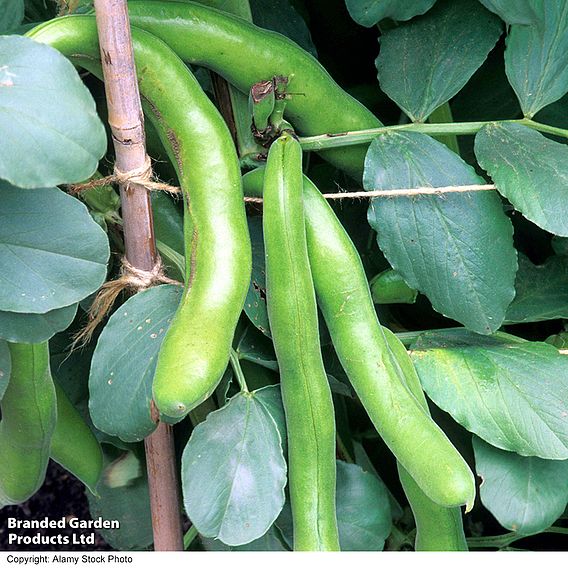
(383, 331, 468, 551)
(242, 168, 476, 511)
(0, 342, 56, 507)
(263, 134, 340, 551)
(28, 20, 252, 419)
(126, 0, 382, 180)
(50, 383, 104, 495)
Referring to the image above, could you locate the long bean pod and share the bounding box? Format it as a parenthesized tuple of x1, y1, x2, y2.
(125, 0, 382, 180)
(243, 168, 476, 511)
(263, 135, 340, 551)
(0, 342, 56, 507)
(28, 19, 252, 419)
(383, 331, 468, 551)
(50, 383, 104, 494)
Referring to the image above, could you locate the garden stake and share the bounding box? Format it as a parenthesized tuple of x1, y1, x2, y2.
(93, 0, 183, 551)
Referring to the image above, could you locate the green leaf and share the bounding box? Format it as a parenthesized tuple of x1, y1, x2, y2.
(336, 461, 392, 551)
(181, 390, 287, 546)
(365, 132, 516, 334)
(0, 304, 77, 343)
(0, 340, 11, 402)
(0, 0, 24, 33)
(89, 285, 182, 442)
(411, 329, 568, 459)
(87, 450, 153, 551)
(151, 192, 184, 257)
(254, 385, 287, 454)
(0, 183, 109, 313)
(237, 325, 277, 371)
(475, 123, 568, 237)
(473, 437, 568, 535)
(244, 217, 270, 337)
(376, 0, 502, 122)
(201, 526, 289, 551)
(353, 440, 404, 521)
(0, 36, 106, 188)
(345, 0, 436, 27)
(477, 0, 539, 24)
(505, 254, 568, 324)
(250, 0, 317, 56)
(50, 328, 93, 407)
(503, 1, 568, 117)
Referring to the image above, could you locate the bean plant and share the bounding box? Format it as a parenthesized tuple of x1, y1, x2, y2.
(1, 0, 568, 553)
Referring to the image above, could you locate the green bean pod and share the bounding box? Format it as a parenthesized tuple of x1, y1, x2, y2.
(243, 168, 476, 511)
(126, 0, 382, 180)
(28, 20, 252, 419)
(370, 269, 418, 305)
(0, 342, 56, 507)
(382, 331, 468, 551)
(50, 383, 103, 495)
(263, 134, 340, 551)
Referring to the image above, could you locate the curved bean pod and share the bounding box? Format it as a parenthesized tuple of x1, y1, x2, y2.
(126, 0, 382, 180)
(382, 331, 468, 551)
(243, 167, 476, 511)
(28, 19, 252, 419)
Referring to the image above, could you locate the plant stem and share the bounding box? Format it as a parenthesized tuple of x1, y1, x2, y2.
(230, 349, 249, 393)
(298, 118, 568, 151)
(183, 525, 199, 550)
(427, 103, 460, 155)
(546, 526, 568, 535)
(467, 527, 568, 549)
(93, 0, 183, 551)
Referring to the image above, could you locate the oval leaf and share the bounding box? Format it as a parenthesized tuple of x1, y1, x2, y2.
(254, 384, 287, 454)
(0, 182, 109, 313)
(365, 132, 517, 334)
(0, 304, 77, 343)
(376, 0, 502, 122)
(0, 340, 11, 402)
(475, 123, 568, 237)
(411, 329, 568, 459)
(505, 254, 568, 324)
(336, 461, 392, 551)
(345, 0, 436, 27)
(237, 325, 277, 371)
(202, 527, 288, 551)
(473, 437, 568, 535)
(477, 0, 539, 24)
(0, 36, 106, 188)
(503, 1, 568, 117)
(182, 390, 287, 546)
(0, 0, 24, 33)
(89, 285, 182, 442)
